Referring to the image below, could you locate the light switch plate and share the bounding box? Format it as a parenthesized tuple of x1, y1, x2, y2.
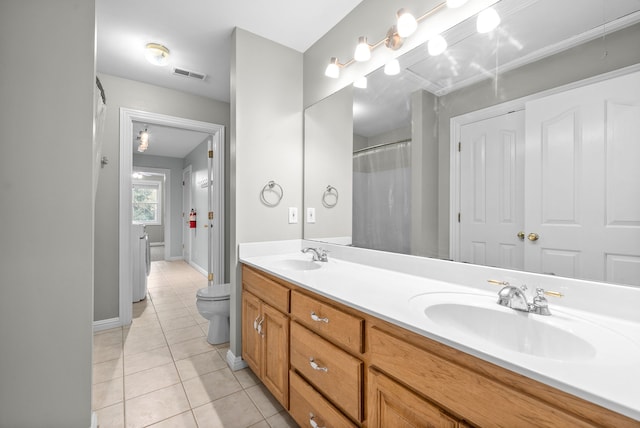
(288, 207, 298, 224)
(307, 207, 316, 223)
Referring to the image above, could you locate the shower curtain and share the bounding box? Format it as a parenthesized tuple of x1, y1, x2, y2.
(353, 140, 411, 254)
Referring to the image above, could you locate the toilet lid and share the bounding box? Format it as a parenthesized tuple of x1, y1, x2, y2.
(197, 284, 231, 301)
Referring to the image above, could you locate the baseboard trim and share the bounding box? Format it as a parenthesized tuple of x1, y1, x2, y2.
(93, 317, 122, 332)
(189, 261, 208, 277)
(90, 411, 97, 428)
(167, 256, 183, 261)
(226, 349, 248, 371)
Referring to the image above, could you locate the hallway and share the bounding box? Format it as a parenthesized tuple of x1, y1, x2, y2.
(92, 260, 297, 427)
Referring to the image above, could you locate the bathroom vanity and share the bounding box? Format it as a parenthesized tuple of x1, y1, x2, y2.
(239, 241, 640, 428)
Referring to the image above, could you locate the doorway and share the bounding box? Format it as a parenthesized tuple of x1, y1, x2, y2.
(119, 108, 225, 326)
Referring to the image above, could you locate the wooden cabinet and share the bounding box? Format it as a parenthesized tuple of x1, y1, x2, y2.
(368, 368, 463, 428)
(241, 267, 290, 408)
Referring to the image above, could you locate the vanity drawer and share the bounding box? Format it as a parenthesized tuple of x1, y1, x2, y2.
(291, 290, 363, 354)
(242, 265, 290, 313)
(290, 321, 363, 422)
(289, 370, 357, 428)
(368, 326, 594, 428)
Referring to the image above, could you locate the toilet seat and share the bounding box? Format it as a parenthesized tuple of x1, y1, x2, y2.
(197, 284, 231, 301)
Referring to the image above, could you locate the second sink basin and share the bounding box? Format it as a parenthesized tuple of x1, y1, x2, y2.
(269, 259, 322, 271)
(409, 292, 639, 362)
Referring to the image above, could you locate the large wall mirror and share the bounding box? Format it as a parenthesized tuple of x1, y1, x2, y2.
(304, 0, 640, 287)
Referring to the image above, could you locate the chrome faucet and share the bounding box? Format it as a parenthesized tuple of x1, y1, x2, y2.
(301, 247, 328, 262)
(490, 280, 562, 316)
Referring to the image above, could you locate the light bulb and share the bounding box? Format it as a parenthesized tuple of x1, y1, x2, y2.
(325, 57, 340, 78)
(353, 76, 367, 89)
(144, 43, 170, 66)
(354, 36, 371, 62)
(384, 59, 400, 76)
(477, 7, 501, 33)
(396, 9, 417, 38)
(428, 34, 447, 56)
(446, 0, 467, 8)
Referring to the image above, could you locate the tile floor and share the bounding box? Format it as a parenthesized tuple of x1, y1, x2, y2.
(92, 260, 298, 428)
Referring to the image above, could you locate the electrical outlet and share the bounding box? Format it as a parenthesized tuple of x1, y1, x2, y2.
(288, 207, 298, 224)
(307, 207, 316, 223)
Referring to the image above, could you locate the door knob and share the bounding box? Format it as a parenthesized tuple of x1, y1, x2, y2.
(528, 233, 539, 241)
(517, 231, 525, 240)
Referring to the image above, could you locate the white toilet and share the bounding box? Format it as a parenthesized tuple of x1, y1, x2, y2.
(196, 284, 231, 345)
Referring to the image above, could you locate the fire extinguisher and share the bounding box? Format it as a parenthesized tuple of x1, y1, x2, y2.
(189, 209, 196, 229)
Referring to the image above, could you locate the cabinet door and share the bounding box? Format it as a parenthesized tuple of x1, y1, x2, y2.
(368, 369, 459, 428)
(241, 291, 261, 375)
(262, 303, 290, 408)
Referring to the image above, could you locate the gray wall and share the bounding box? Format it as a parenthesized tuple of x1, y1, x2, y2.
(183, 138, 210, 272)
(133, 155, 185, 253)
(95, 74, 230, 321)
(0, 1, 95, 426)
(230, 28, 303, 359)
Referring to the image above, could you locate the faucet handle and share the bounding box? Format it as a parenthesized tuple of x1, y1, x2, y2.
(487, 279, 510, 286)
(542, 289, 564, 298)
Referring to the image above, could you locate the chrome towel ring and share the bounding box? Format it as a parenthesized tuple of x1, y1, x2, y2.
(260, 180, 283, 207)
(322, 185, 338, 208)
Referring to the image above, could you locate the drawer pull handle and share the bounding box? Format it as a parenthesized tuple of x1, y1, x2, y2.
(309, 357, 328, 372)
(309, 413, 325, 428)
(310, 311, 329, 323)
(257, 317, 265, 336)
(253, 315, 261, 331)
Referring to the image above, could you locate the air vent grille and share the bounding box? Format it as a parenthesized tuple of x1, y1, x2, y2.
(173, 67, 207, 81)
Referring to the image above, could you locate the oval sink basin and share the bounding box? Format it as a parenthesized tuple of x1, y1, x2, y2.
(269, 259, 321, 271)
(409, 292, 639, 362)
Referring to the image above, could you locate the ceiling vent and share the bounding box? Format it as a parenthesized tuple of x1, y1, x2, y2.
(173, 67, 207, 81)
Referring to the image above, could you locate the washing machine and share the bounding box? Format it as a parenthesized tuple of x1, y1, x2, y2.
(132, 224, 150, 302)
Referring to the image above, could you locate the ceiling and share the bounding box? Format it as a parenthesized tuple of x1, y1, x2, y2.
(96, 0, 363, 103)
(132, 122, 211, 158)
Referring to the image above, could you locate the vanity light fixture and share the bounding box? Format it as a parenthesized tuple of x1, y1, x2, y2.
(323, 1, 500, 80)
(144, 43, 170, 66)
(353, 76, 368, 89)
(384, 59, 401, 76)
(476, 7, 501, 33)
(396, 9, 418, 38)
(428, 34, 448, 56)
(354, 36, 372, 62)
(137, 128, 149, 152)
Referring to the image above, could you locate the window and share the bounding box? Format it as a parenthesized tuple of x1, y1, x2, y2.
(132, 180, 162, 225)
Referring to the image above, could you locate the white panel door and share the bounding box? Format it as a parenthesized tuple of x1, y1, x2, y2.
(182, 167, 192, 263)
(459, 111, 525, 270)
(525, 71, 640, 285)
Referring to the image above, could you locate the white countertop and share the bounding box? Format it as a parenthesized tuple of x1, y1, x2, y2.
(239, 240, 640, 421)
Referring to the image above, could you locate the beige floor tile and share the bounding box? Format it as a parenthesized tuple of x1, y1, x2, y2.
(123, 332, 167, 356)
(153, 300, 186, 313)
(123, 323, 164, 342)
(155, 307, 193, 322)
(164, 324, 205, 346)
(233, 367, 261, 389)
(169, 336, 215, 360)
(266, 411, 298, 428)
(94, 342, 124, 365)
(246, 384, 284, 418)
(124, 346, 173, 376)
(93, 357, 124, 384)
(124, 362, 180, 400)
(95, 402, 124, 428)
(92, 377, 123, 410)
(192, 391, 264, 428)
(160, 314, 198, 332)
(175, 350, 227, 381)
(182, 368, 243, 408)
(247, 421, 270, 428)
(147, 411, 198, 428)
(125, 384, 190, 428)
(94, 329, 123, 348)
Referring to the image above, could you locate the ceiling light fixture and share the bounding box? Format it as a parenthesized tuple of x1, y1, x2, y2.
(323, 1, 500, 81)
(137, 128, 149, 152)
(354, 36, 372, 62)
(476, 7, 501, 33)
(144, 43, 170, 66)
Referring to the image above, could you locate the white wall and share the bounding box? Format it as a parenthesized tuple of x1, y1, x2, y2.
(230, 28, 303, 360)
(95, 74, 230, 321)
(0, 1, 95, 426)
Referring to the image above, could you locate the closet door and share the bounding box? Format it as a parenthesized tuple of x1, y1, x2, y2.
(459, 111, 525, 270)
(524, 71, 640, 285)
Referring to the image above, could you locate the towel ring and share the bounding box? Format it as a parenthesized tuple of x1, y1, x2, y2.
(322, 185, 338, 208)
(260, 180, 283, 207)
